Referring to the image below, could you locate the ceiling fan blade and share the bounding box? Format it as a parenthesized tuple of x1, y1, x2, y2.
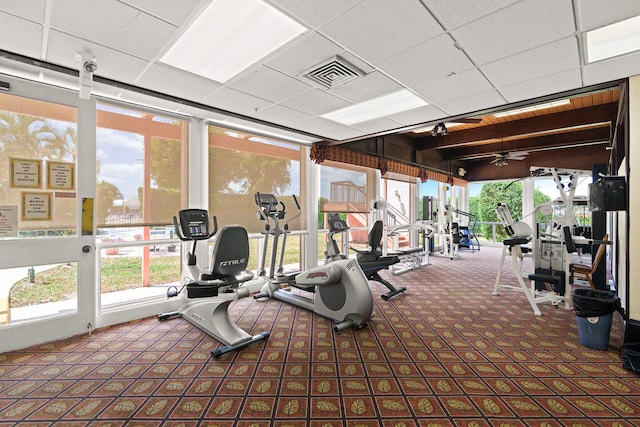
(507, 156, 527, 160)
(490, 158, 500, 164)
(508, 151, 529, 157)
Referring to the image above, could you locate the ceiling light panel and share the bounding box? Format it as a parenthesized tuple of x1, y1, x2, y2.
(493, 99, 570, 117)
(320, 90, 429, 125)
(586, 15, 640, 63)
(160, 0, 307, 83)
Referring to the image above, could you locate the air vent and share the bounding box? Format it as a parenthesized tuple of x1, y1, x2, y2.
(303, 56, 363, 89)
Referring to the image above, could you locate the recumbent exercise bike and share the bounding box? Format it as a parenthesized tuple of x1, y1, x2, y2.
(253, 193, 374, 332)
(324, 212, 406, 300)
(158, 209, 269, 358)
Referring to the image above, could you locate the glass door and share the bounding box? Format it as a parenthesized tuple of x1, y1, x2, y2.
(0, 77, 95, 352)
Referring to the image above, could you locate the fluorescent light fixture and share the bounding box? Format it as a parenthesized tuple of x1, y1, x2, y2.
(493, 99, 570, 118)
(586, 14, 640, 63)
(207, 118, 316, 144)
(160, 0, 306, 83)
(321, 90, 429, 125)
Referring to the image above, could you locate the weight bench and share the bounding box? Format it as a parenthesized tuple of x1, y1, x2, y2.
(493, 237, 563, 316)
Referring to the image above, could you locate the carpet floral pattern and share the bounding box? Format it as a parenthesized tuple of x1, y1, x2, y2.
(0, 246, 636, 426)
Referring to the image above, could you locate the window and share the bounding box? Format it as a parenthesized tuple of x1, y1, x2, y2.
(208, 126, 305, 271)
(0, 93, 78, 238)
(96, 103, 189, 308)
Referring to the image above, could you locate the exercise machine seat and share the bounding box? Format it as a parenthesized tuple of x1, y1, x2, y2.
(573, 234, 608, 290)
(351, 221, 406, 300)
(354, 221, 400, 271)
(200, 226, 253, 285)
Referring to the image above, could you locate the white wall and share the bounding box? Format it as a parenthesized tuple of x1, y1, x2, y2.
(629, 75, 640, 319)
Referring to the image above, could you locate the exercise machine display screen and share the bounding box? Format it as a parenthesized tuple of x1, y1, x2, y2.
(178, 209, 210, 240)
(328, 212, 349, 232)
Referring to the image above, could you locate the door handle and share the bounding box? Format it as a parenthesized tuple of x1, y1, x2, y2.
(82, 245, 92, 253)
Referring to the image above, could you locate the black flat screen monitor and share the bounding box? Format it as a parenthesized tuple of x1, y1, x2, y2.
(589, 176, 626, 212)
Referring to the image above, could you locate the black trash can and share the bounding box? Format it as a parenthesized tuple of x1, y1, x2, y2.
(573, 289, 623, 350)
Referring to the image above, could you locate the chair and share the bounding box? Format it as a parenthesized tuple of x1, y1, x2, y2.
(350, 220, 407, 300)
(573, 234, 608, 289)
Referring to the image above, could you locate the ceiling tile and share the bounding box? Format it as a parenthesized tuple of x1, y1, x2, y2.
(320, 126, 369, 141)
(325, 71, 403, 104)
(351, 117, 405, 135)
(46, 30, 150, 83)
(0, 12, 42, 59)
(280, 88, 352, 116)
(437, 89, 505, 116)
(0, 0, 46, 22)
(321, 0, 443, 63)
(481, 37, 580, 88)
(136, 63, 221, 102)
(497, 69, 582, 103)
(50, 0, 179, 59)
(376, 34, 474, 88)
(423, 0, 520, 29)
(583, 51, 640, 86)
(452, 0, 576, 65)
(202, 87, 272, 117)
(576, 0, 640, 30)
(251, 104, 314, 129)
(413, 68, 494, 104)
(388, 104, 448, 127)
(292, 116, 346, 136)
(120, 0, 207, 26)
(228, 66, 312, 103)
(265, 0, 364, 28)
(267, 33, 345, 77)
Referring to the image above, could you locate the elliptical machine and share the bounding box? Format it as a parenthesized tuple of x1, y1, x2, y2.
(158, 209, 269, 358)
(253, 193, 374, 332)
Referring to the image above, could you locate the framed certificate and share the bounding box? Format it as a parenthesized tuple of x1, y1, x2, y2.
(47, 161, 76, 190)
(21, 192, 52, 221)
(10, 158, 42, 188)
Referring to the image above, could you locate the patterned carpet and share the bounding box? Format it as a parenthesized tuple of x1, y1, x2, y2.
(0, 245, 636, 427)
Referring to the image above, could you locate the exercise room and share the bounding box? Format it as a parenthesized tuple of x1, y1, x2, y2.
(1, 1, 640, 425)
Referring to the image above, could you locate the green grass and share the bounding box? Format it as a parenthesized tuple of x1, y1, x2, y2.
(8, 233, 347, 308)
(10, 256, 180, 308)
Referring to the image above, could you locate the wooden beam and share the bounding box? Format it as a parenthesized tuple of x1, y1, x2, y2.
(415, 102, 618, 150)
(464, 145, 610, 182)
(443, 126, 611, 160)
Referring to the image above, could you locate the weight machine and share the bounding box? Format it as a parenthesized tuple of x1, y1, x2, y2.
(370, 200, 432, 274)
(493, 167, 596, 314)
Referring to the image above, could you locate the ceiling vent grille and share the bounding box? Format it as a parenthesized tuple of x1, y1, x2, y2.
(303, 57, 363, 89)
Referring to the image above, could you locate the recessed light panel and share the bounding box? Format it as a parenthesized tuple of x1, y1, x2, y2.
(160, 0, 306, 83)
(586, 15, 640, 63)
(320, 90, 429, 125)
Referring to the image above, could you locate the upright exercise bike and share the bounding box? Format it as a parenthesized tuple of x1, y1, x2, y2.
(158, 209, 269, 358)
(253, 193, 374, 331)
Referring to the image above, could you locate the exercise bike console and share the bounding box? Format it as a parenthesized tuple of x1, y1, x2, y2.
(174, 208, 217, 241)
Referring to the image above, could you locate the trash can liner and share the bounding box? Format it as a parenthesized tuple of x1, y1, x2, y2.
(573, 289, 624, 317)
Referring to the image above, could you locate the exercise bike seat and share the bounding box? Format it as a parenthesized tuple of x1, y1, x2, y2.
(351, 221, 400, 270)
(194, 226, 254, 292)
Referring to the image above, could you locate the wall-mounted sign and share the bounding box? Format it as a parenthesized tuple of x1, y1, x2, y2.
(47, 161, 75, 190)
(10, 158, 42, 188)
(21, 192, 52, 221)
(0, 205, 18, 237)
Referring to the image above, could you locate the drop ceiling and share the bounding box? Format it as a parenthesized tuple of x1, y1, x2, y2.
(0, 0, 638, 178)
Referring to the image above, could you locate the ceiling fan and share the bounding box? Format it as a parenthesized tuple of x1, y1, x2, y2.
(491, 151, 529, 167)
